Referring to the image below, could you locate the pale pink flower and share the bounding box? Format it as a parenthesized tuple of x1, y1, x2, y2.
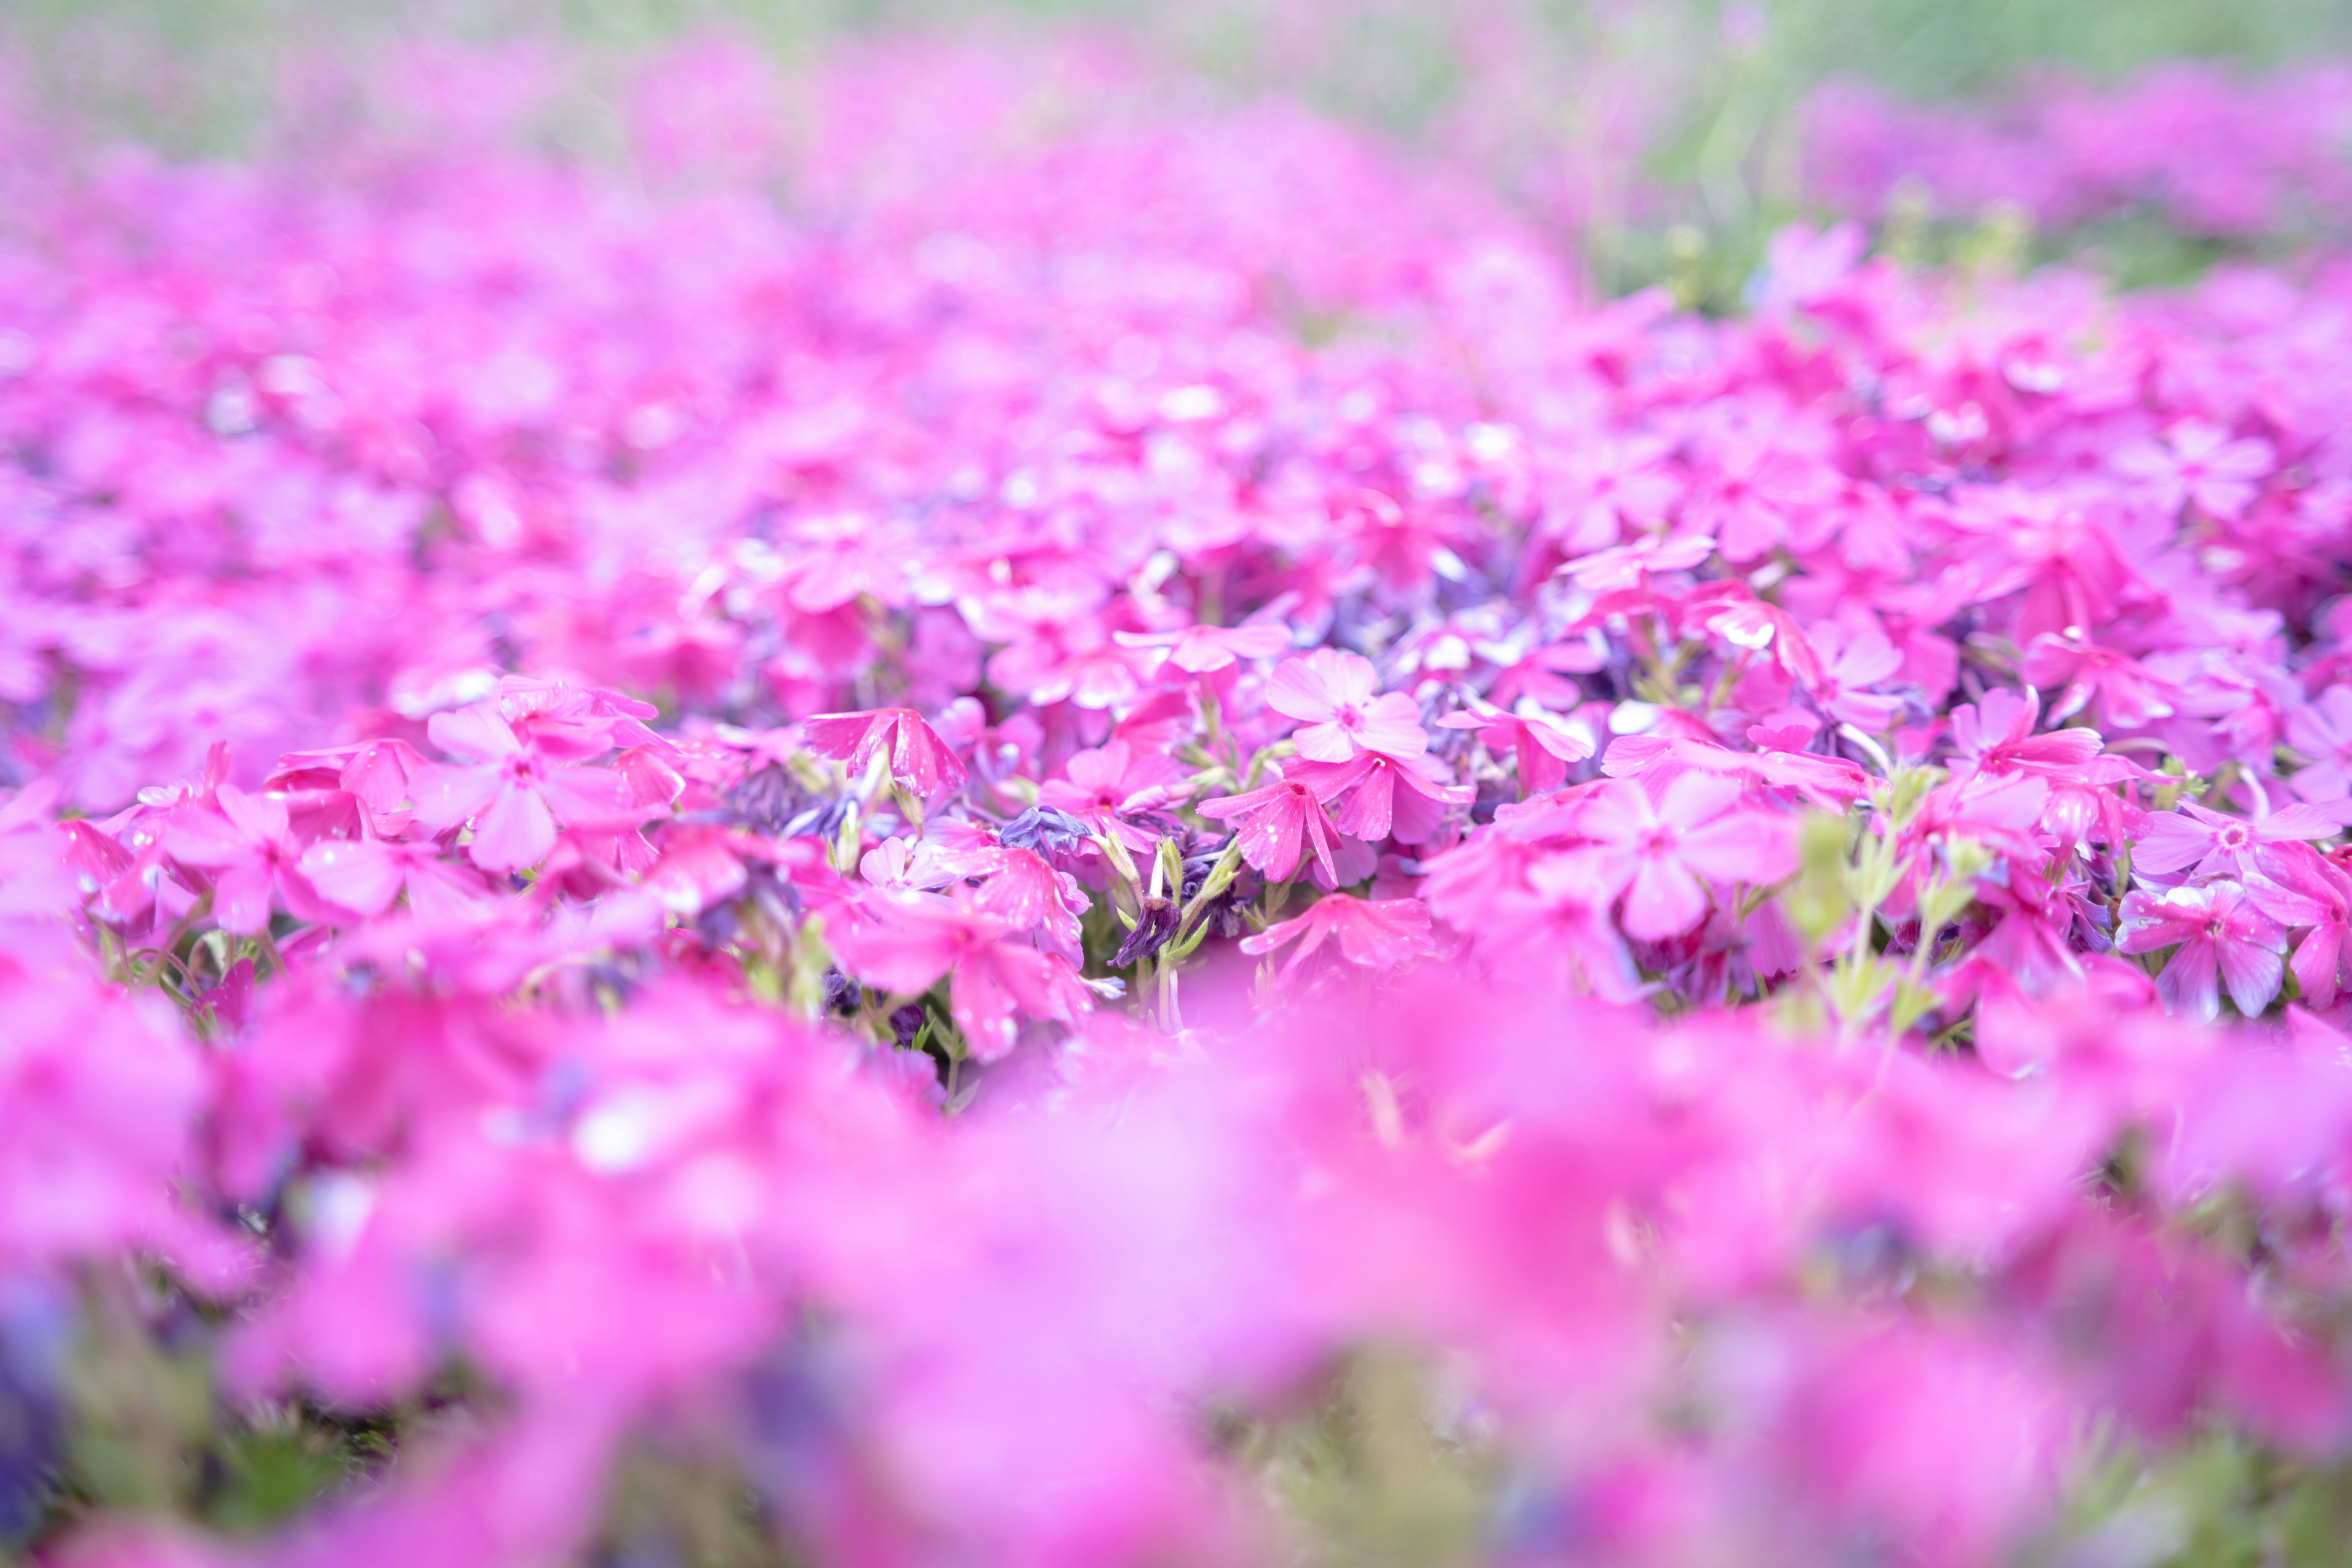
(1112, 621, 1291, 674)
(2110, 419, 2274, 519)
(2117, 881, 2288, 1021)
(2132, 800, 2337, 881)
(300, 835, 488, 921)
(1264, 649, 1428, 763)
(1238, 895, 1435, 981)
(1578, 774, 1796, 941)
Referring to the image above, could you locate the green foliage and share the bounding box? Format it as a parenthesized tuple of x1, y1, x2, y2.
(1219, 1348, 1501, 1568)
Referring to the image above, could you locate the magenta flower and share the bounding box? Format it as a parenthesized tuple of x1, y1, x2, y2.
(164, 784, 331, 935)
(2117, 881, 2288, 1021)
(801, 706, 968, 800)
(1264, 649, 1428, 763)
(1037, 740, 1186, 851)
(832, 891, 1091, 1060)
(409, 703, 642, 873)
(1947, 688, 2105, 782)
(300, 835, 489, 921)
(1197, 770, 1343, 885)
(1287, 752, 1472, 845)
(2244, 843, 2352, 1009)
(2019, 633, 2178, 729)
(1237, 895, 1435, 981)
(1577, 774, 1795, 941)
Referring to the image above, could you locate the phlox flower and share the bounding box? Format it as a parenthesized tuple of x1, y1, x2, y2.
(1577, 774, 1796, 941)
(968, 846, 1090, 953)
(2109, 419, 2274, 519)
(300, 835, 489, 921)
(1555, 530, 1714, 594)
(163, 783, 333, 935)
(1536, 436, 1682, 556)
(2019, 633, 2178, 729)
(1804, 622, 1907, 732)
(1947, 688, 2105, 783)
(410, 703, 643, 873)
(1238, 895, 1435, 981)
(2132, 800, 2337, 881)
(2242, 843, 2352, 1009)
(1287, 751, 1472, 845)
(2117, 881, 2287, 1021)
(1037, 741, 1188, 851)
(266, 739, 428, 840)
(1197, 769, 1342, 886)
(832, 891, 1092, 1060)
(801, 706, 968, 800)
(1436, 696, 1596, 796)
(2285, 685, 2352, 810)
(0, 972, 211, 1272)
(1264, 649, 1428, 762)
(976, 598, 1144, 710)
(1112, 620, 1291, 674)
(859, 835, 976, 893)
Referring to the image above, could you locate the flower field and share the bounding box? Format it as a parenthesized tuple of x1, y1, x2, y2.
(12, 10, 2352, 1564)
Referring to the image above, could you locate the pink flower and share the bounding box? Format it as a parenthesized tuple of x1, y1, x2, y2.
(1238, 895, 1435, 981)
(2132, 800, 2337, 881)
(163, 784, 331, 935)
(1578, 774, 1795, 941)
(1436, 697, 1596, 796)
(410, 703, 643, 873)
(2244, 843, 2352, 1009)
(1197, 770, 1342, 885)
(1536, 437, 1682, 556)
(2117, 881, 2288, 1021)
(1947, 688, 2106, 782)
(2111, 419, 2274, 519)
(1556, 530, 1714, 593)
(1287, 752, 1472, 846)
(299, 835, 489, 921)
(968, 846, 1090, 952)
(832, 891, 1091, 1060)
(1264, 649, 1428, 763)
(1038, 741, 1187, 851)
(1112, 621, 1291, 674)
(2019, 633, 2177, 729)
(1804, 622, 1907, 732)
(2286, 687, 2352, 809)
(801, 707, 968, 800)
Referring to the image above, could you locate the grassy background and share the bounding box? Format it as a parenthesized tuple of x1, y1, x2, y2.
(4, 0, 2348, 295)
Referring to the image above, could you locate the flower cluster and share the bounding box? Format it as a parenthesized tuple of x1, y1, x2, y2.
(1806, 62, 2352, 239)
(9, 29, 2352, 1568)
